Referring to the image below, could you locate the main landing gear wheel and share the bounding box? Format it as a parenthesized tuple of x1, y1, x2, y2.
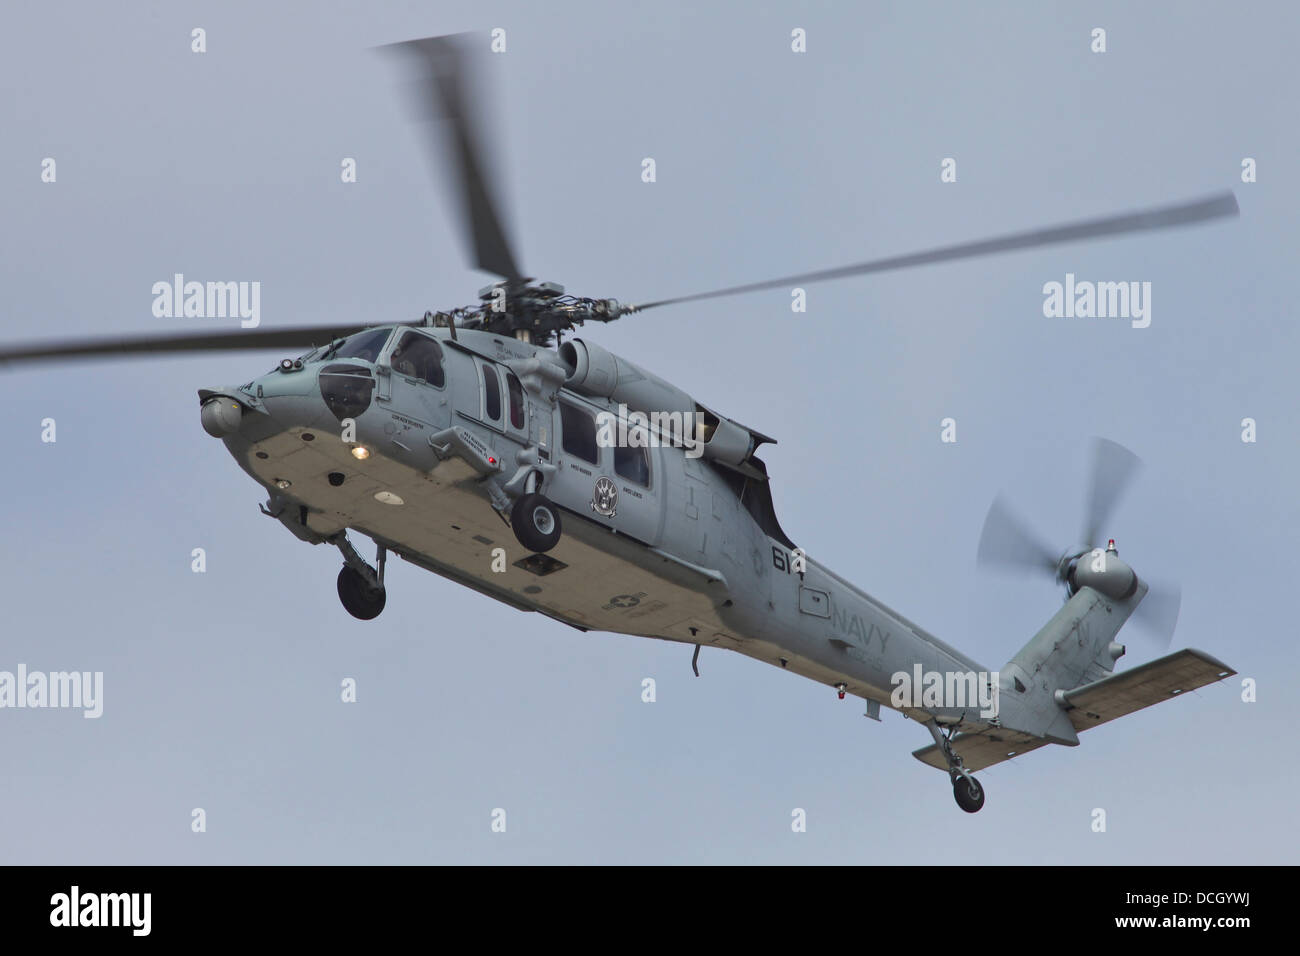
(952, 775, 985, 814)
(337, 565, 386, 620)
(511, 493, 562, 553)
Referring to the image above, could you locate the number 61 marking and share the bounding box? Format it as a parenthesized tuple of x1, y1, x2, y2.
(772, 546, 807, 574)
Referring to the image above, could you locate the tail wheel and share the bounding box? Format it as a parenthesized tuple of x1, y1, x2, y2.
(953, 776, 985, 813)
(510, 492, 562, 553)
(337, 565, 386, 621)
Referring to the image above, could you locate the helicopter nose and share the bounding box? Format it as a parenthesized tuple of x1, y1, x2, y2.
(259, 362, 363, 435)
(199, 361, 370, 444)
(199, 395, 242, 437)
(198, 362, 325, 440)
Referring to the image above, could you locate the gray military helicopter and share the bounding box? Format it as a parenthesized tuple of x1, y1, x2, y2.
(2, 35, 1239, 812)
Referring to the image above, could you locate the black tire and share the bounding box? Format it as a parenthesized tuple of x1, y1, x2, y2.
(511, 493, 562, 553)
(953, 775, 985, 813)
(337, 565, 386, 621)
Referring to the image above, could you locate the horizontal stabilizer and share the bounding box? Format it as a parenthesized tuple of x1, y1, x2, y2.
(913, 648, 1236, 772)
(912, 728, 1050, 773)
(1056, 647, 1235, 732)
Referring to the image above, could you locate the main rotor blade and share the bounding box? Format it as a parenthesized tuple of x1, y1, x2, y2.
(1132, 579, 1182, 648)
(384, 34, 523, 282)
(0, 324, 367, 368)
(1082, 438, 1142, 549)
(976, 495, 1060, 576)
(630, 192, 1238, 312)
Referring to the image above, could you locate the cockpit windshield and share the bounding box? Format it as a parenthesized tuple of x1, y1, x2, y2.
(329, 328, 393, 363)
(295, 328, 394, 365)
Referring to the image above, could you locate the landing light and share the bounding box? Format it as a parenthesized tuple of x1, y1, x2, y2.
(351, 446, 371, 461)
(374, 491, 404, 506)
(274, 478, 291, 490)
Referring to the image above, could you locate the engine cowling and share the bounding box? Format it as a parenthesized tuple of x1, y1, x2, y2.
(557, 338, 767, 466)
(558, 338, 693, 418)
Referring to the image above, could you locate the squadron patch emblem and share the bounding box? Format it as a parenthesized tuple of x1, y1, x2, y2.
(591, 476, 618, 517)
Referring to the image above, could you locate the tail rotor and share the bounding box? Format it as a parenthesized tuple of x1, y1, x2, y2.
(975, 438, 1181, 648)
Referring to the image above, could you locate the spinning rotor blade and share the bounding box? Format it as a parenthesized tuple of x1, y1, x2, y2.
(630, 192, 1238, 312)
(0, 325, 367, 368)
(978, 439, 1184, 650)
(1132, 578, 1182, 648)
(1082, 437, 1142, 549)
(384, 34, 523, 282)
(976, 494, 1060, 576)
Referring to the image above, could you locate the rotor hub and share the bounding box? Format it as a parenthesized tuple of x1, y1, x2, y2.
(424, 280, 625, 346)
(1063, 544, 1139, 601)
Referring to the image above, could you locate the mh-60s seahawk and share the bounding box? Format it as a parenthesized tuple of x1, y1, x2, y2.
(1, 35, 1239, 812)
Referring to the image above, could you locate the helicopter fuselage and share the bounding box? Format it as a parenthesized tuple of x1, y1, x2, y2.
(203, 323, 995, 730)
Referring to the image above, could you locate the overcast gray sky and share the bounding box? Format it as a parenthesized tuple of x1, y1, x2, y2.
(1, 0, 1294, 863)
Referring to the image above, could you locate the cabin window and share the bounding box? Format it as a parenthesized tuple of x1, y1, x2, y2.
(482, 363, 501, 422)
(560, 401, 598, 464)
(507, 373, 525, 429)
(615, 443, 650, 487)
(390, 331, 444, 387)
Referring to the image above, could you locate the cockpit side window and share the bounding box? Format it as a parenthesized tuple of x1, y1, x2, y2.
(390, 331, 445, 388)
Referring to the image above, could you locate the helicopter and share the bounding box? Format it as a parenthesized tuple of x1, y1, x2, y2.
(0, 34, 1239, 813)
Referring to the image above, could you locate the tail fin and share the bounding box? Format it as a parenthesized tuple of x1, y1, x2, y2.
(995, 582, 1146, 744)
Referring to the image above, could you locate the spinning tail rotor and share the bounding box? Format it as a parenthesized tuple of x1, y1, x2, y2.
(976, 438, 1181, 647)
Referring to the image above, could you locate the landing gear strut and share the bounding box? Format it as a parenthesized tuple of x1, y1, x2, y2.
(928, 723, 986, 813)
(332, 534, 387, 621)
